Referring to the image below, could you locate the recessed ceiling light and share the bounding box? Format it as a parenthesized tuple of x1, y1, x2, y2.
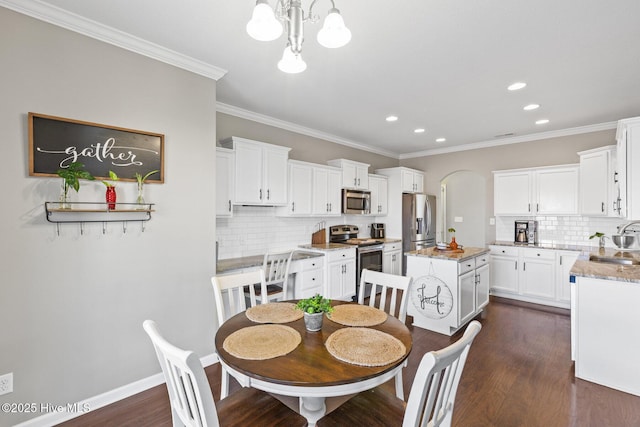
(523, 104, 540, 111)
(536, 119, 550, 125)
(414, 128, 425, 134)
(508, 82, 527, 91)
(386, 115, 398, 122)
(436, 138, 446, 143)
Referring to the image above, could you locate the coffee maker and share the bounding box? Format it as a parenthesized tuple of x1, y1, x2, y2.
(371, 223, 385, 239)
(515, 220, 538, 245)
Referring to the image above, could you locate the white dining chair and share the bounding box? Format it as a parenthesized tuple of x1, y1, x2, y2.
(211, 269, 266, 398)
(257, 251, 293, 302)
(358, 268, 412, 399)
(317, 320, 482, 427)
(142, 320, 306, 427)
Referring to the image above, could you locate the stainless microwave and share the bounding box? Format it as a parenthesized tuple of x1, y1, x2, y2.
(342, 189, 371, 214)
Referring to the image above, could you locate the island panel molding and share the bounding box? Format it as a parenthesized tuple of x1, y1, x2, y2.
(29, 112, 164, 182)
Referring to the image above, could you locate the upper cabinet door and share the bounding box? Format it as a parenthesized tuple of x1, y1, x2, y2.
(233, 142, 263, 204)
(579, 146, 615, 216)
(263, 147, 289, 205)
(536, 166, 579, 215)
(216, 148, 234, 217)
(327, 159, 369, 190)
(494, 170, 533, 215)
(286, 161, 313, 215)
(220, 137, 291, 206)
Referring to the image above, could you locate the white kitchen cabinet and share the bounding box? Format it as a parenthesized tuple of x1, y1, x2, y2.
(368, 174, 388, 215)
(488, 246, 519, 293)
(216, 147, 234, 218)
(219, 137, 291, 206)
(535, 166, 579, 215)
(324, 248, 357, 301)
(556, 250, 579, 304)
(382, 241, 402, 275)
(578, 146, 617, 216)
(327, 159, 369, 190)
(616, 116, 640, 219)
(280, 160, 313, 216)
(520, 247, 556, 300)
(406, 250, 490, 336)
(290, 256, 325, 299)
(489, 244, 576, 309)
(493, 165, 579, 216)
(401, 168, 424, 193)
(312, 165, 342, 216)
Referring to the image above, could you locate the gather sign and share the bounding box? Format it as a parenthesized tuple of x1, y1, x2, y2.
(28, 112, 164, 182)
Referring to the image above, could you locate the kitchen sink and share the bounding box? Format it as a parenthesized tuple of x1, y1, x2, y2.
(588, 254, 640, 265)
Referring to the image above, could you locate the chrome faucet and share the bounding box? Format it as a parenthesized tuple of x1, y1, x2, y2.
(617, 221, 640, 234)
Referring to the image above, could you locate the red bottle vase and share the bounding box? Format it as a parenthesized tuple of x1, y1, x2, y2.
(106, 186, 117, 210)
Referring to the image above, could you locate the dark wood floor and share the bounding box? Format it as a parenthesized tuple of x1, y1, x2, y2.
(58, 297, 640, 426)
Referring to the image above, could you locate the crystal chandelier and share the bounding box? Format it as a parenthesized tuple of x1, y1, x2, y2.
(246, 0, 352, 74)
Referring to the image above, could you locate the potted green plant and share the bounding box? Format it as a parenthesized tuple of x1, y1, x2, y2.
(101, 170, 119, 210)
(134, 169, 159, 206)
(589, 232, 607, 249)
(295, 294, 333, 331)
(56, 162, 95, 209)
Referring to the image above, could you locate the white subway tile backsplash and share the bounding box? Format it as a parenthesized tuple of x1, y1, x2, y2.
(496, 215, 629, 248)
(216, 206, 375, 259)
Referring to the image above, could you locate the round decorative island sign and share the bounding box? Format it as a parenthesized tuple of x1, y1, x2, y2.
(410, 275, 454, 319)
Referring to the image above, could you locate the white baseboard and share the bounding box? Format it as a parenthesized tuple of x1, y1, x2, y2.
(15, 353, 220, 427)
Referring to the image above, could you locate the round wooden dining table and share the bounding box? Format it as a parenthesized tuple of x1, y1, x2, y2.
(214, 301, 412, 427)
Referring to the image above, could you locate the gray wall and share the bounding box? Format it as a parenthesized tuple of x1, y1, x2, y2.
(217, 113, 400, 170)
(0, 8, 217, 425)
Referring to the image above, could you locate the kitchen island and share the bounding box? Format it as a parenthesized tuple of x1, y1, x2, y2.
(570, 250, 640, 397)
(405, 247, 490, 335)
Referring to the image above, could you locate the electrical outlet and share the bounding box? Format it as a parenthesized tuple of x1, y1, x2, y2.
(0, 373, 13, 395)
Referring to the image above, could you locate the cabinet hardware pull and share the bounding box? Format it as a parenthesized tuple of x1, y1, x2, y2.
(528, 203, 531, 212)
(602, 202, 605, 212)
(259, 189, 263, 200)
(354, 178, 357, 186)
(228, 200, 231, 212)
(267, 189, 270, 200)
(515, 261, 518, 270)
(523, 262, 526, 271)
(292, 202, 295, 212)
(614, 171, 618, 183)
(560, 256, 563, 265)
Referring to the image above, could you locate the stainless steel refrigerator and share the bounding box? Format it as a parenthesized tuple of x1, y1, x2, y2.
(402, 193, 436, 274)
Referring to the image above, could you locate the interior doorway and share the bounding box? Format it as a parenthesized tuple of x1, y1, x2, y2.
(440, 171, 486, 247)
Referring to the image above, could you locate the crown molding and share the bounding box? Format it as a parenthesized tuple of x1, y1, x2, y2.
(0, 0, 227, 81)
(399, 121, 618, 159)
(216, 102, 401, 159)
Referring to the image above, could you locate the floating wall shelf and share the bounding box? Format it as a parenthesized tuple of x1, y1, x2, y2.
(44, 202, 155, 235)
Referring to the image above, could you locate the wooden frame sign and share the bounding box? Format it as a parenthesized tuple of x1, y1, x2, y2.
(29, 113, 164, 183)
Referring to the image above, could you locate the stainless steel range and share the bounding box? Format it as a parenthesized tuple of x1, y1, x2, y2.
(329, 225, 384, 299)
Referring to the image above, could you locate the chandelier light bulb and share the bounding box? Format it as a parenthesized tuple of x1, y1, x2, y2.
(278, 46, 307, 73)
(246, 0, 283, 41)
(317, 8, 351, 48)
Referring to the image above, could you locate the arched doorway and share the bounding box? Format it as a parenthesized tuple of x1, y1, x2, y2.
(440, 171, 486, 247)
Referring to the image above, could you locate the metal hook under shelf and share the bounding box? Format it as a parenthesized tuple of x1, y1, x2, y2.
(122, 221, 127, 234)
(80, 222, 84, 235)
(103, 222, 107, 235)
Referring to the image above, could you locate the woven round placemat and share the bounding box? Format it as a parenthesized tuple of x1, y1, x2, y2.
(325, 327, 406, 367)
(223, 324, 301, 360)
(328, 304, 388, 327)
(245, 302, 303, 323)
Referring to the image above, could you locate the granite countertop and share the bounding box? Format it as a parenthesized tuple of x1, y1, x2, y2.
(570, 248, 640, 284)
(298, 242, 352, 251)
(217, 250, 324, 275)
(405, 246, 490, 262)
(490, 240, 593, 252)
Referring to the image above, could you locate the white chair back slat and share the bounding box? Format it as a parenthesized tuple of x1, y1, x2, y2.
(143, 320, 220, 427)
(403, 320, 482, 427)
